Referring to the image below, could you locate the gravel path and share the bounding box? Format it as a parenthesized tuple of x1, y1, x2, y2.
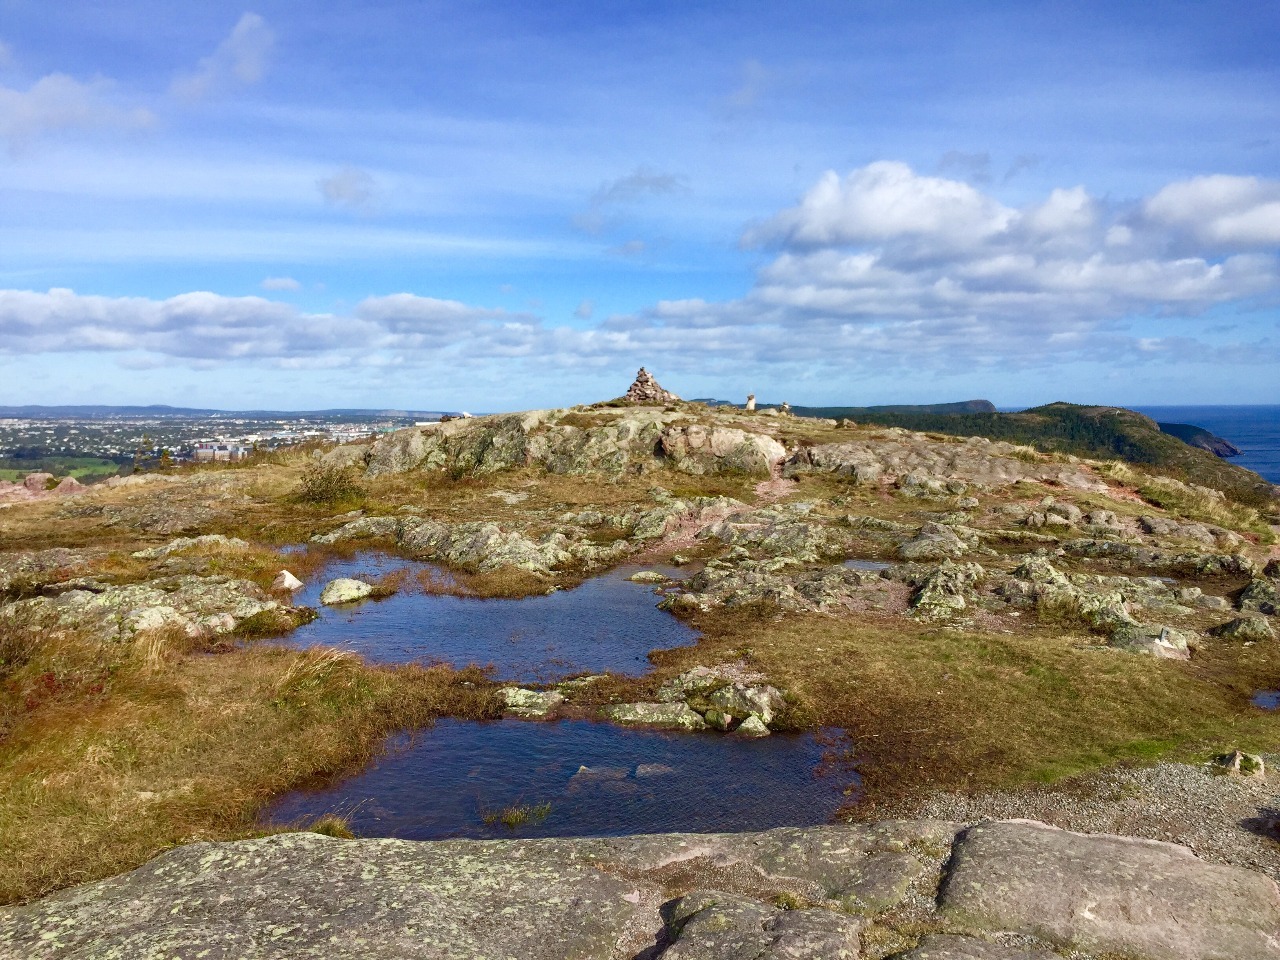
(872, 756, 1280, 879)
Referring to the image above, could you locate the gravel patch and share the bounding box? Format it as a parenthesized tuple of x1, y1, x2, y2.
(871, 757, 1280, 880)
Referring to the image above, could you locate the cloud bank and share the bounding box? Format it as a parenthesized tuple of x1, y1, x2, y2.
(1, 164, 1277, 383)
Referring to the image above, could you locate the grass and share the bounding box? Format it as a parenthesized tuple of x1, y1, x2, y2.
(647, 603, 1280, 812)
(0, 610, 500, 904)
(480, 801, 552, 829)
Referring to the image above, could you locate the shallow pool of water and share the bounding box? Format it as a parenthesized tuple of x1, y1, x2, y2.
(1252, 690, 1280, 710)
(264, 718, 855, 840)
(844, 559, 892, 572)
(284, 554, 697, 683)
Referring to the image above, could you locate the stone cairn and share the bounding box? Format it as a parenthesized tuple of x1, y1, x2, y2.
(623, 367, 680, 404)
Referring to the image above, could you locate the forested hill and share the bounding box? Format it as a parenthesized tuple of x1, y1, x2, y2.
(825, 402, 1276, 508)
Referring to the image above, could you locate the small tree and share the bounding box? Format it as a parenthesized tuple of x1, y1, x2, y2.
(297, 459, 364, 507)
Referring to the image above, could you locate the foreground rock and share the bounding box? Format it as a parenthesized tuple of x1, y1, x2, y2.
(319, 577, 373, 605)
(4, 820, 1278, 959)
(940, 819, 1280, 960)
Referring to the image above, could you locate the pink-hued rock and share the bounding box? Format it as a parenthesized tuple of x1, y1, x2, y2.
(23, 473, 55, 492)
(53, 476, 85, 495)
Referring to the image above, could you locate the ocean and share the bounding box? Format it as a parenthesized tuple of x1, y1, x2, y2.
(1132, 405, 1280, 485)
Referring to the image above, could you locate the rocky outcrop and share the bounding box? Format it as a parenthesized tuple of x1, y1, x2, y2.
(500, 687, 565, 719)
(5, 820, 1278, 960)
(603, 702, 708, 730)
(131, 534, 249, 560)
(658, 425, 784, 477)
(939, 819, 1280, 960)
(782, 434, 1109, 492)
(7, 575, 284, 641)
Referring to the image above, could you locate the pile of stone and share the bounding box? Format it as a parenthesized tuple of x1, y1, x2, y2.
(604, 664, 785, 736)
(623, 367, 680, 404)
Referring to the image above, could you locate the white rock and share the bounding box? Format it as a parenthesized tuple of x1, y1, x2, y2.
(319, 578, 373, 605)
(272, 570, 304, 591)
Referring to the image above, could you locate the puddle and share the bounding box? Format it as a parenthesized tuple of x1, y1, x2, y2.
(284, 554, 697, 682)
(844, 559, 892, 572)
(1252, 690, 1280, 710)
(263, 718, 854, 840)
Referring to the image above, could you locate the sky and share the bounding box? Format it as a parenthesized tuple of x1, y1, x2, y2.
(0, 0, 1278, 411)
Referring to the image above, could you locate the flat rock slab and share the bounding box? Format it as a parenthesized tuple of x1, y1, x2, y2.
(939, 819, 1280, 960)
(0, 833, 661, 960)
(894, 934, 1060, 959)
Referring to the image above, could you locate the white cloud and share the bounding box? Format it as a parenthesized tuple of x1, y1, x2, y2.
(574, 299, 594, 320)
(0, 73, 153, 152)
(1143, 174, 1280, 246)
(261, 276, 301, 291)
(172, 12, 275, 100)
(319, 165, 376, 212)
(747, 162, 1017, 252)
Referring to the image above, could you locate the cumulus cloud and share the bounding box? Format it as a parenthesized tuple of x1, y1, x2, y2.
(319, 165, 377, 212)
(1142, 174, 1280, 247)
(1, 165, 1277, 384)
(260, 276, 301, 291)
(172, 12, 274, 100)
(0, 73, 154, 152)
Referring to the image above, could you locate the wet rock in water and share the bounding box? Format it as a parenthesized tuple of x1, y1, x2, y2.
(1238, 578, 1279, 615)
(633, 763, 675, 778)
(603, 702, 708, 730)
(132, 534, 250, 560)
(1211, 616, 1276, 642)
(319, 578, 373, 605)
(734, 715, 771, 738)
(894, 935, 1061, 959)
(272, 570, 304, 592)
(706, 683, 786, 726)
(499, 688, 565, 719)
(939, 819, 1280, 960)
(898, 521, 971, 561)
(663, 889, 863, 959)
(627, 570, 668, 583)
(1213, 749, 1266, 778)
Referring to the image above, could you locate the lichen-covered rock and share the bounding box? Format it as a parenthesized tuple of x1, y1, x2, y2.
(272, 570, 304, 592)
(898, 521, 970, 561)
(1239, 578, 1279, 615)
(663, 889, 863, 959)
(500, 687, 565, 719)
(603, 702, 708, 730)
(1212, 616, 1276, 642)
(940, 819, 1280, 960)
(734, 715, 771, 738)
(659, 424, 785, 476)
(319, 578, 373, 605)
(132, 534, 249, 560)
(1109, 623, 1193, 659)
(9, 575, 282, 641)
(1213, 749, 1266, 778)
(910, 561, 985, 620)
(894, 935, 1061, 960)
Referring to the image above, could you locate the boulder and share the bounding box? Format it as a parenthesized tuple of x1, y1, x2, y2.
(659, 424, 785, 476)
(1212, 616, 1276, 642)
(1108, 623, 1193, 660)
(706, 683, 786, 726)
(898, 522, 970, 561)
(22, 472, 54, 492)
(627, 571, 668, 583)
(911, 561, 985, 620)
(603, 702, 708, 730)
(940, 819, 1280, 960)
(272, 570, 304, 592)
(734, 715, 771, 737)
(1213, 749, 1266, 778)
(500, 688, 565, 719)
(319, 578, 373, 605)
(52, 476, 85, 495)
(1239, 578, 1279, 616)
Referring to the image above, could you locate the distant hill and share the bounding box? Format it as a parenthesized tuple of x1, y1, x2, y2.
(1157, 421, 1242, 458)
(827, 401, 1273, 508)
(693, 399, 998, 416)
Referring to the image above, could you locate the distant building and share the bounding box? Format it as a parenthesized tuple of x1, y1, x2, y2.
(194, 442, 251, 462)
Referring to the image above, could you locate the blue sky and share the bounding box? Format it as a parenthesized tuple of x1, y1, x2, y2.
(1, 0, 1277, 411)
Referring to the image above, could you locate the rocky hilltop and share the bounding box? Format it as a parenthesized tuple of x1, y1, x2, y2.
(1, 377, 1278, 953)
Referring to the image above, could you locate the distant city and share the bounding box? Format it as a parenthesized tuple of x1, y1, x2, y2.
(0, 407, 453, 481)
